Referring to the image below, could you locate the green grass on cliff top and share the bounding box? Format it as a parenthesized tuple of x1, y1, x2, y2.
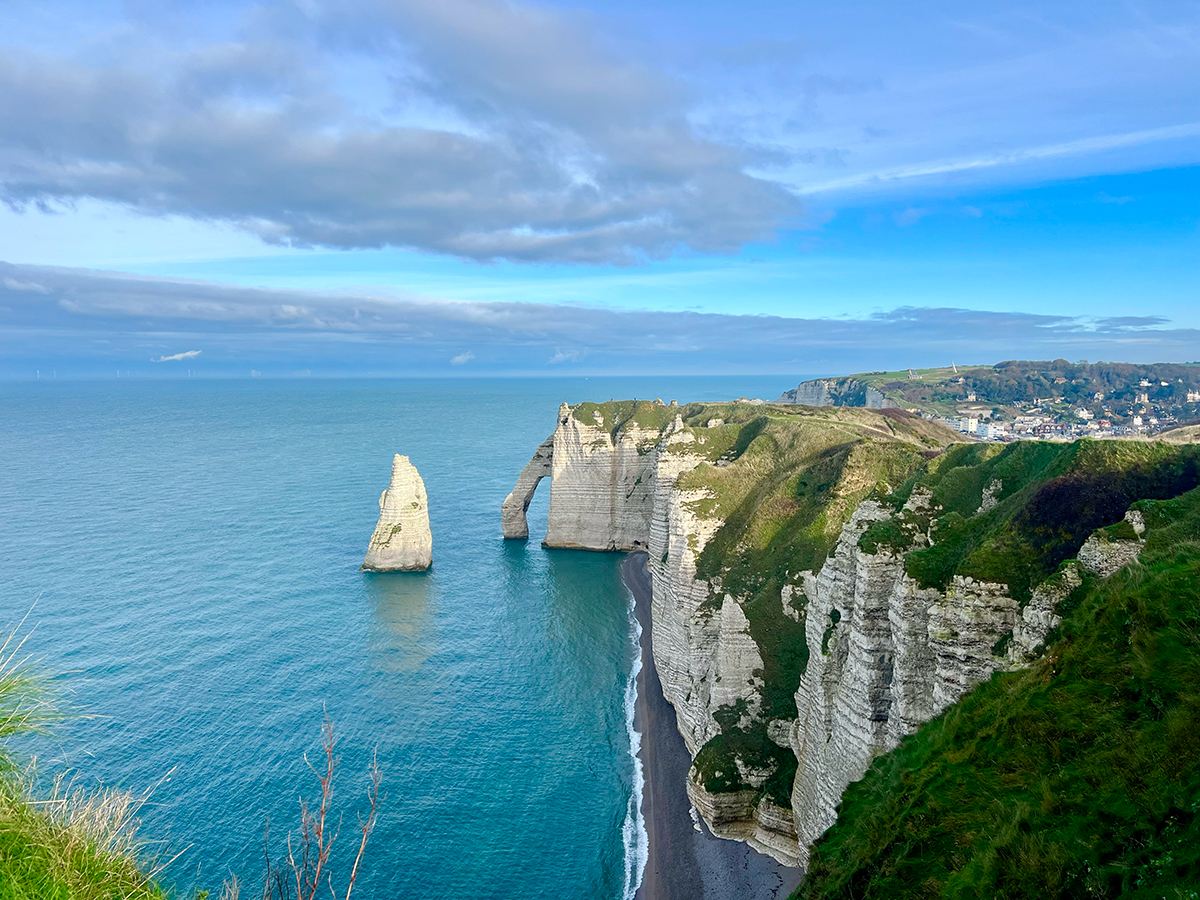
(796, 485, 1200, 900)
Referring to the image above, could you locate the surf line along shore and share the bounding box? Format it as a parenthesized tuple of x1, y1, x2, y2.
(622, 551, 804, 900)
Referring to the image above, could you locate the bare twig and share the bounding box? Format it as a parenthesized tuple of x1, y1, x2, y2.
(261, 718, 382, 900)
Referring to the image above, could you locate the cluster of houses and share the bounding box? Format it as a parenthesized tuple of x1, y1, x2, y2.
(928, 410, 1184, 442)
(912, 374, 1200, 443)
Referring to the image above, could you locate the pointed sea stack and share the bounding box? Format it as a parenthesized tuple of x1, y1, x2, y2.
(362, 454, 432, 572)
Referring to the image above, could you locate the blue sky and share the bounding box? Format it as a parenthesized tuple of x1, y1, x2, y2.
(0, 0, 1196, 377)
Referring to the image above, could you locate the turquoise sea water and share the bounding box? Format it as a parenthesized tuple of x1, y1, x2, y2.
(0, 377, 795, 899)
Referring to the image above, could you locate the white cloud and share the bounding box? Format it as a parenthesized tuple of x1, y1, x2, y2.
(0, 0, 795, 264)
(548, 348, 583, 364)
(153, 349, 202, 362)
(450, 350, 474, 365)
(3, 277, 49, 293)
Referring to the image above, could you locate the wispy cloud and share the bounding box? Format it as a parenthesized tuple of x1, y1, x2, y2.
(794, 124, 1200, 195)
(3, 277, 49, 293)
(894, 207, 930, 227)
(153, 349, 202, 362)
(450, 351, 474, 365)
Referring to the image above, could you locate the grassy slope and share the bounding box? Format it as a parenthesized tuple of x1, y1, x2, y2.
(797, 485, 1200, 899)
(0, 777, 165, 900)
(863, 440, 1200, 603)
(582, 401, 958, 807)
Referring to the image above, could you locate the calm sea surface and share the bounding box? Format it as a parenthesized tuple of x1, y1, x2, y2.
(0, 377, 796, 899)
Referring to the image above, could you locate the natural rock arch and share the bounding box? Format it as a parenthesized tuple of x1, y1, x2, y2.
(501, 434, 555, 539)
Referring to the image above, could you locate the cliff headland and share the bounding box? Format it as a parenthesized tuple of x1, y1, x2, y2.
(506, 395, 1200, 896)
(779, 360, 1200, 441)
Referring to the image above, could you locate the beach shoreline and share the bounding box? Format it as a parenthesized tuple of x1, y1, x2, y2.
(624, 551, 803, 900)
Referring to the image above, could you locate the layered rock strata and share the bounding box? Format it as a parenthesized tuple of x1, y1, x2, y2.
(789, 502, 1146, 865)
(544, 403, 667, 550)
(362, 454, 432, 572)
(502, 402, 958, 866)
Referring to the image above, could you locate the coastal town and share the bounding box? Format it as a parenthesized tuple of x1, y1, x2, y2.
(779, 360, 1200, 441)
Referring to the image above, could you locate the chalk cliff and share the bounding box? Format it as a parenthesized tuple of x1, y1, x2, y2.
(544, 402, 669, 550)
(362, 454, 432, 572)
(504, 403, 1199, 869)
(504, 400, 958, 864)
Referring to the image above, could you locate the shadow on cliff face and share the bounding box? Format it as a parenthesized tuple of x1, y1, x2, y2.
(364, 571, 433, 672)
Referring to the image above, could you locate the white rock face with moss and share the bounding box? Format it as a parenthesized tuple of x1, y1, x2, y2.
(362, 455, 432, 572)
(788, 500, 1143, 866)
(544, 403, 666, 550)
(501, 401, 957, 866)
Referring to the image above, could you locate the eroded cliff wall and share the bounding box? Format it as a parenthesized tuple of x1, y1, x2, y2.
(544, 402, 675, 551)
(503, 402, 1196, 870)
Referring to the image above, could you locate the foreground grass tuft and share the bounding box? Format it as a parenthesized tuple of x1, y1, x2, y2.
(0, 774, 166, 900)
(0, 621, 166, 900)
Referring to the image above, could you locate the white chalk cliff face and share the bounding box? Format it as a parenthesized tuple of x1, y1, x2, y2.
(503, 403, 801, 861)
(504, 403, 1148, 868)
(545, 403, 666, 550)
(646, 432, 804, 862)
(362, 454, 433, 572)
(788, 499, 1145, 866)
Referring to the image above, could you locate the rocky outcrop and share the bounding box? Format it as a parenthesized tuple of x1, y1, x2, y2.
(687, 774, 802, 867)
(545, 403, 666, 550)
(362, 455, 432, 572)
(777, 378, 897, 409)
(501, 434, 555, 539)
(1078, 510, 1146, 576)
(789, 500, 1147, 865)
(1008, 563, 1082, 664)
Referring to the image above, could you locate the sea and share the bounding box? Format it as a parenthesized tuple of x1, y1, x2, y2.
(0, 376, 797, 900)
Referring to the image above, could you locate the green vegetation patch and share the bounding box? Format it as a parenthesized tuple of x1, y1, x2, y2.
(569, 399, 685, 441)
(885, 440, 1200, 603)
(692, 723, 798, 808)
(795, 485, 1200, 900)
(0, 636, 165, 900)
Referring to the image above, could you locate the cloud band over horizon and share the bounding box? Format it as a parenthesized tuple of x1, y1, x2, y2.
(2, 261, 1196, 379)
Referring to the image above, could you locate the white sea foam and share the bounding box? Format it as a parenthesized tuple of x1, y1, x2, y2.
(621, 588, 648, 900)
